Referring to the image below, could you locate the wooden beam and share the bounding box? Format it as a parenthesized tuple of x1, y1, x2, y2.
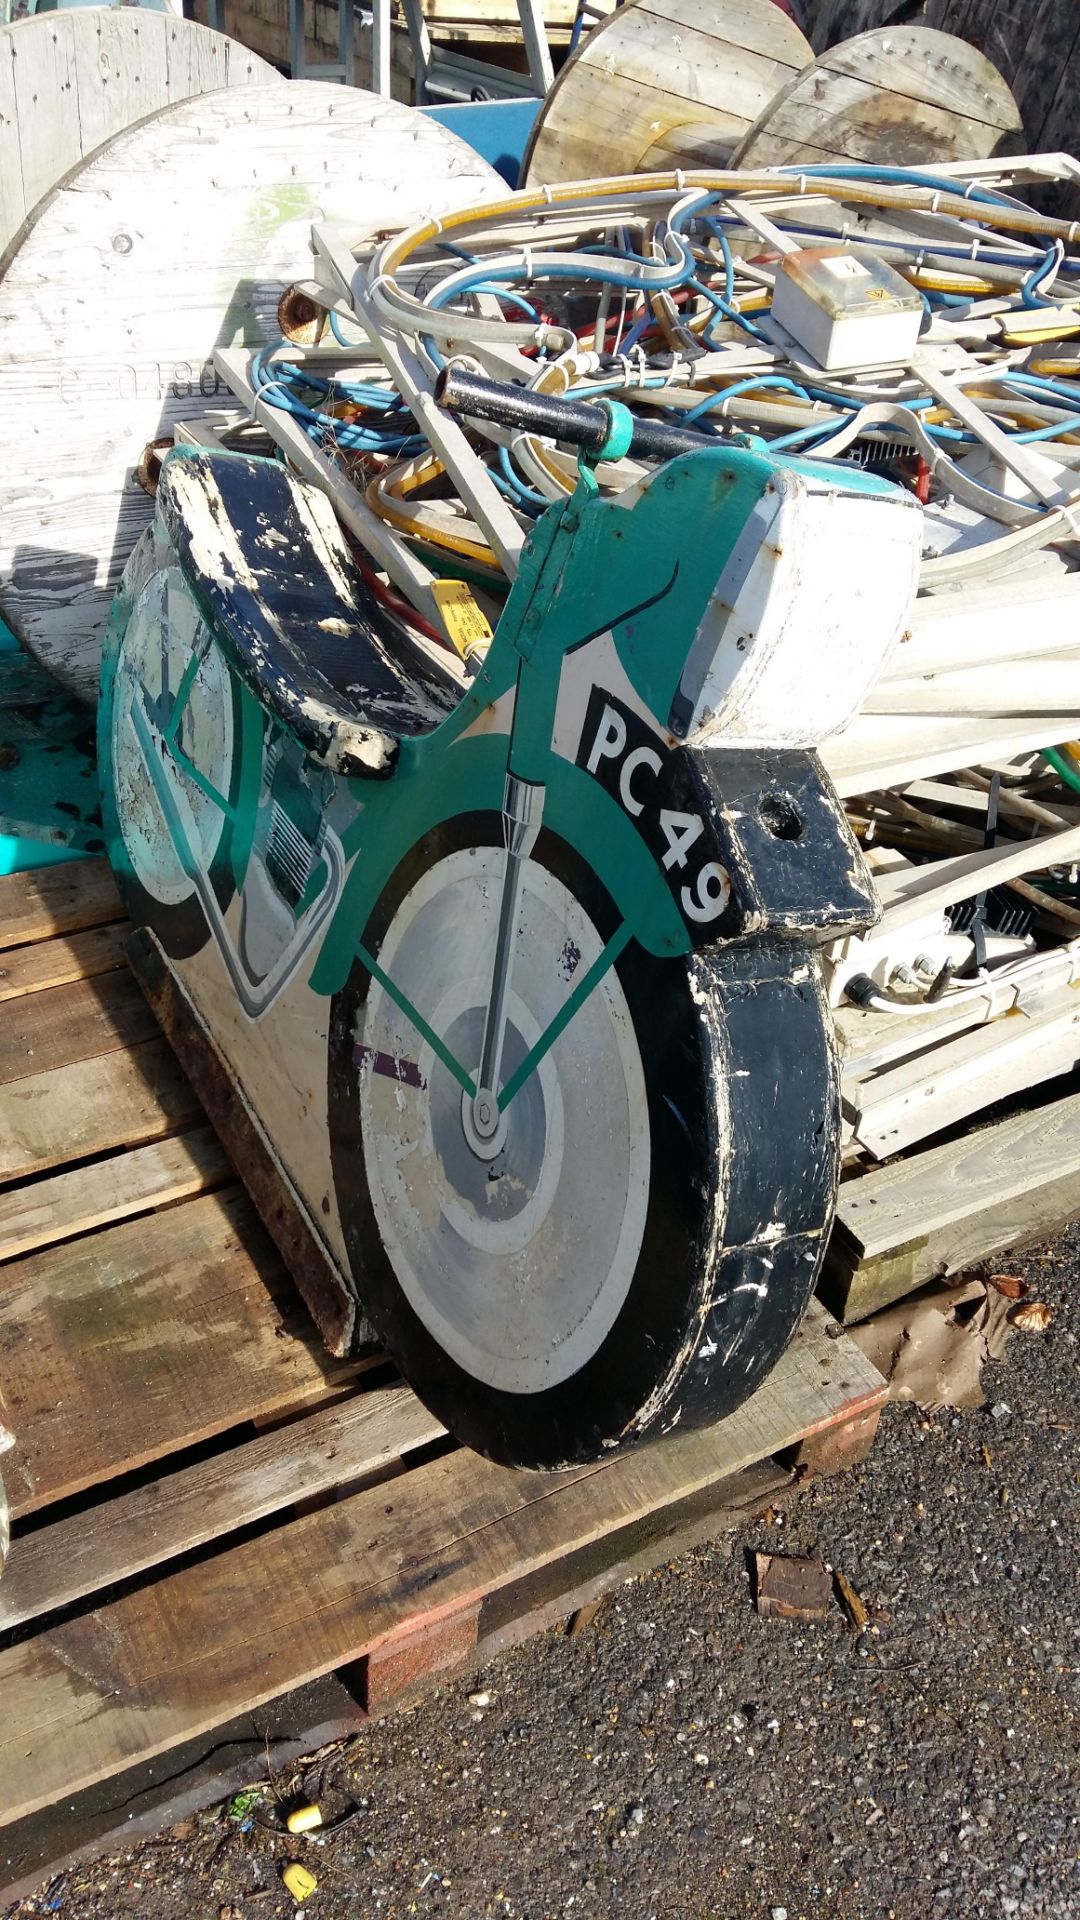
(0, 1188, 360, 1520)
(0, 1386, 444, 1632)
(823, 1084, 1080, 1322)
(0, 1125, 231, 1265)
(0, 860, 122, 950)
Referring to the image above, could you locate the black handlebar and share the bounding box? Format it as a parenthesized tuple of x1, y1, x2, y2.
(434, 365, 718, 463)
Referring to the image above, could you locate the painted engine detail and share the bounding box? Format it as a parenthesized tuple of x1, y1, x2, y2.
(101, 437, 903, 1469)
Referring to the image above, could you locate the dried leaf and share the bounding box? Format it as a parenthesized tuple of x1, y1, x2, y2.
(1010, 1300, 1052, 1332)
(834, 1569, 869, 1633)
(987, 1274, 1028, 1301)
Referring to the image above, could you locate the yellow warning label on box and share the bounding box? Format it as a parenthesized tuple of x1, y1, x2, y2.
(431, 578, 493, 662)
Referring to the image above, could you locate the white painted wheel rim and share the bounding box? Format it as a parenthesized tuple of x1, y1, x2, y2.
(111, 566, 234, 909)
(356, 847, 651, 1395)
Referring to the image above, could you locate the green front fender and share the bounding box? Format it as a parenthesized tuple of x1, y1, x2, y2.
(309, 729, 690, 999)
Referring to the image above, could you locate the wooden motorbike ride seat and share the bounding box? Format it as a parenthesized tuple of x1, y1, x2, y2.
(156, 449, 460, 779)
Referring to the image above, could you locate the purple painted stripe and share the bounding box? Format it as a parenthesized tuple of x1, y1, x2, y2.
(353, 1043, 427, 1092)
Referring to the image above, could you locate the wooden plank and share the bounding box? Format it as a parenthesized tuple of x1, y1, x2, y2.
(847, 992, 1080, 1158)
(0, 922, 127, 1003)
(0, 1036, 200, 1185)
(733, 25, 1021, 169)
(0, 12, 274, 257)
(0, 84, 499, 701)
(0, 1124, 231, 1265)
(0, 1303, 883, 1825)
(10, 12, 79, 221)
(128, 927, 363, 1361)
(884, 579, 1080, 681)
(875, 820, 1080, 930)
(0, 1385, 445, 1632)
(0, 859, 122, 949)
(823, 1085, 1080, 1323)
(73, 8, 167, 161)
(0, 1186, 360, 1520)
(522, 0, 811, 184)
(821, 712, 1076, 798)
(0, 31, 22, 248)
(0, 972, 156, 1087)
(866, 652, 1080, 717)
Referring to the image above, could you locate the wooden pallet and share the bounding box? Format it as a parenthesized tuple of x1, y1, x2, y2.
(0, 857, 888, 1857)
(823, 1081, 1080, 1323)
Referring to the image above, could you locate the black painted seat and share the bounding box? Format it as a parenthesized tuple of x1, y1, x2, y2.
(157, 449, 461, 779)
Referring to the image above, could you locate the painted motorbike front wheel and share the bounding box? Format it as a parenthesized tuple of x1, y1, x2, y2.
(328, 816, 839, 1469)
(100, 548, 241, 961)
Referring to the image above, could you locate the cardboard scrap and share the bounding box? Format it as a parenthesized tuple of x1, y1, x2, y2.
(754, 1552, 832, 1622)
(846, 1277, 1014, 1410)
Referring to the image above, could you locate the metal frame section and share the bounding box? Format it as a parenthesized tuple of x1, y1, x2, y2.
(288, 0, 355, 84)
(208, 0, 551, 101)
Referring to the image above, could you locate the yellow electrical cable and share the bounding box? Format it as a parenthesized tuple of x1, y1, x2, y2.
(375, 170, 1080, 298)
(367, 462, 496, 567)
(905, 269, 998, 295)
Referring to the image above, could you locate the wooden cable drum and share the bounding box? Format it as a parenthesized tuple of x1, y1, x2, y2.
(0, 9, 276, 260)
(0, 81, 501, 702)
(731, 25, 1023, 168)
(521, 0, 813, 185)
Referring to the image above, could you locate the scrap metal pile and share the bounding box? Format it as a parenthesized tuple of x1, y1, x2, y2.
(195, 154, 1080, 1163)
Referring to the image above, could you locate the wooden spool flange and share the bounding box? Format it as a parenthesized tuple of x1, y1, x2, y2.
(0, 82, 499, 702)
(731, 25, 1023, 169)
(0, 9, 276, 260)
(522, 0, 813, 185)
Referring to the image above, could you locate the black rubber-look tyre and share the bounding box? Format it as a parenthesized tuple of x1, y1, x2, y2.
(328, 814, 839, 1469)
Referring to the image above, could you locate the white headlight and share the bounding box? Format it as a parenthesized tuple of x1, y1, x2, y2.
(669, 466, 922, 751)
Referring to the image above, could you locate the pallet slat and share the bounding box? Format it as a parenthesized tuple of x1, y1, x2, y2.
(0, 1124, 232, 1264)
(0, 1036, 200, 1185)
(824, 1085, 1080, 1322)
(0, 972, 156, 1087)
(0, 859, 122, 949)
(847, 991, 1080, 1159)
(0, 1188, 358, 1518)
(0, 1302, 883, 1827)
(0, 1385, 445, 1632)
(0, 922, 128, 1003)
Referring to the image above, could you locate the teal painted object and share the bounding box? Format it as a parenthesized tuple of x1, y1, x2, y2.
(0, 618, 99, 875)
(98, 435, 886, 1462)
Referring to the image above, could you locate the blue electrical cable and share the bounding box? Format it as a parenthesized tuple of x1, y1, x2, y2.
(251, 346, 424, 455)
(496, 444, 551, 510)
(683, 375, 814, 424)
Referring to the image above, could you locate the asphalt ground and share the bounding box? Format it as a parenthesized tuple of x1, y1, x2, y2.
(5, 1225, 1078, 1920)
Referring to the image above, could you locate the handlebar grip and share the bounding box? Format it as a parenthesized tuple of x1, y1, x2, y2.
(434, 365, 717, 463)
